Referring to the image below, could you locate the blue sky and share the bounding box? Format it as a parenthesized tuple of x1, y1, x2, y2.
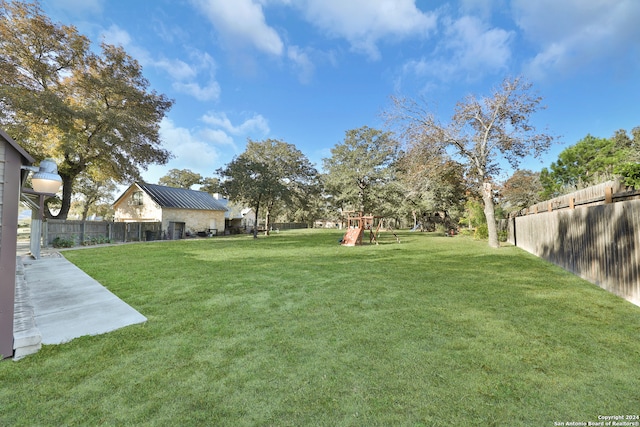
(40, 0, 640, 184)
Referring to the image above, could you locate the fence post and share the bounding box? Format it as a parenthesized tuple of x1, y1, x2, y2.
(42, 220, 48, 248)
(605, 187, 613, 204)
(570, 198, 575, 209)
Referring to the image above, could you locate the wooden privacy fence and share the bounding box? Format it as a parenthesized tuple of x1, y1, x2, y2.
(518, 180, 637, 216)
(271, 222, 309, 230)
(511, 180, 640, 306)
(44, 220, 162, 246)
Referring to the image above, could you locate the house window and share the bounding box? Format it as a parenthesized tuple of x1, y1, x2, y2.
(129, 191, 144, 206)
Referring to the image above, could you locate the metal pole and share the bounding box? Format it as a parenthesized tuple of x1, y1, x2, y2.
(29, 194, 44, 259)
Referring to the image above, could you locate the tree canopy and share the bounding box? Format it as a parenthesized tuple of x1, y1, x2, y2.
(322, 126, 399, 216)
(217, 138, 320, 238)
(541, 127, 640, 198)
(499, 169, 543, 214)
(70, 170, 116, 220)
(0, 0, 172, 218)
(396, 143, 468, 226)
(387, 76, 556, 247)
(158, 168, 203, 189)
(199, 176, 222, 194)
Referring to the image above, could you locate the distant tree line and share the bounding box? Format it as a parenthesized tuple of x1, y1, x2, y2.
(3, 1, 638, 248)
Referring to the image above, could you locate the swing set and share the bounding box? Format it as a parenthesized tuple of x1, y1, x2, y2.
(340, 211, 400, 246)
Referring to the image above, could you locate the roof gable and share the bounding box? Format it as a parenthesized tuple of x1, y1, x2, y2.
(1, 128, 35, 164)
(115, 183, 227, 211)
(139, 183, 227, 211)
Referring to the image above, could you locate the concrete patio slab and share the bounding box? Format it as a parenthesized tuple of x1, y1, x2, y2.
(22, 256, 147, 345)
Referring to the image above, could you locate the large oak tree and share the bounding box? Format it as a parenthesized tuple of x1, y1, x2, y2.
(387, 77, 556, 247)
(0, 0, 172, 218)
(217, 139, 319, 238)
(158, 168, 203, 189)
(322, 126, 400, 216)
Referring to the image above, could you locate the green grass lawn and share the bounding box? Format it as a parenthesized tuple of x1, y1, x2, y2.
(2, 229, 639, 426)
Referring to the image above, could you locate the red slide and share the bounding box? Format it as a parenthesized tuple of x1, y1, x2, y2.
(341, 227, 364, 246)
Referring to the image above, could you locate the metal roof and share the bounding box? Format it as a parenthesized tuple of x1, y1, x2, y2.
(138, 183, 227, 211)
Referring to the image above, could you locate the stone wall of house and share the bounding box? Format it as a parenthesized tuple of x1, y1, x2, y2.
(114, 187, 162, 222)
(162, 208, 226, 235)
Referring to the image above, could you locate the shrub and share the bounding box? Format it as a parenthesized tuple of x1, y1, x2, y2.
(434, 223, 448, 235)
(81, 235, 113, 246)
(614, 163, 640, 189)
(458, 228, 474, 237)
(474, 224, 488, 240)
(52, 236, 75, 248)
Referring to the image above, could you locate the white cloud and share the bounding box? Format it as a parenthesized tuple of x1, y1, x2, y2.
(143, 111, 272, 183)
(201, 112, 270, 136)
(172, 81, 221, 101)
(513, 0, 610, 44)
(458, 0, 506, 19)
(299, 0, 437, 59)
(100, 25, 221, 102)
(190, 0, 284, 56)
(190, 0, 436, 60)
(189, 0, 438, 77)
(198, 128, 236, 147)
(101, 24, 132, 47)
(513, 0, 640, 78)
(160, 118, 221, 166)
(443, 16, 513, 73)
(401, 15, 513, 83)
(143, 117, 226, 183)
(287, 45, 315, 83)
(151, 14, 189, 45)
(154, 58, 197, 81)
(168, 50, 220, 101)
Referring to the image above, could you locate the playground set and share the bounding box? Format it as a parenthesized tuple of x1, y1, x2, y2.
(340, 211, 400, 246)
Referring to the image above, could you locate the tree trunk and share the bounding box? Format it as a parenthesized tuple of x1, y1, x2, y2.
(82, 193, 99, 221)
(253, 199, 260, 239)
(47, 174, 74, 220)
(264, 208, 271, 236)
(482, 182, 499, 248)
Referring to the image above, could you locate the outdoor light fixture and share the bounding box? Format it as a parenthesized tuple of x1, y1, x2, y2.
(22, 158, 63, 194)
(19, 158, 62, 260)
